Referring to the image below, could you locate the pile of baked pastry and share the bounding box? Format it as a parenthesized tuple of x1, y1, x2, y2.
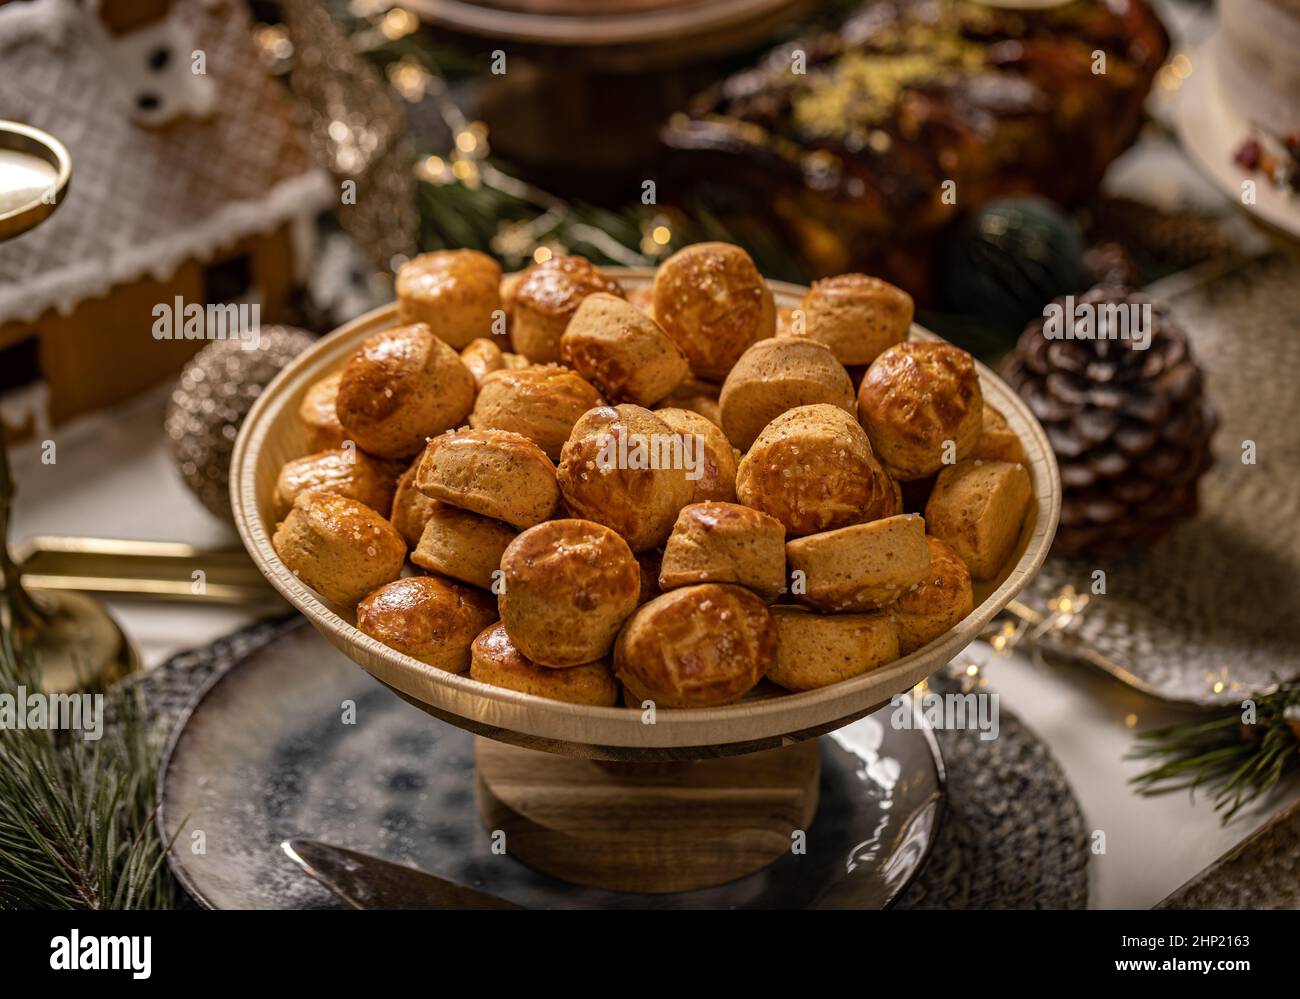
(271, 242, 1032, 710)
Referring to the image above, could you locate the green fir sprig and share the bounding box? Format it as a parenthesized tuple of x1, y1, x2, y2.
(1128, 684, 1300, 823)
(0, 630, 176, 910)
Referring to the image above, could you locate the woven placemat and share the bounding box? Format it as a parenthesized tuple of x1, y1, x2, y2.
(137, 619, 1090, 909)
(896, 673, 1090, 910)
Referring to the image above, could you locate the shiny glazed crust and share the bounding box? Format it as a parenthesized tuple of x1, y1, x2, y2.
(857, 341, 983, 480)
(335, 323, 476, 458)
(498, 518, 641, 667)
(652, 242, 776, 381)
(556, 404, 693, 551)
(893, 536, 974, 654)
(460, 338, 505, 385)
(356, 575, 498, 672)
(735, 404, 896, 536)
(511, 256, 625, 363)
(614, 583, 775, 707)
(470, 624, 619, 706)
(298, 371, 346, 452)
(273, 448, 402, 521)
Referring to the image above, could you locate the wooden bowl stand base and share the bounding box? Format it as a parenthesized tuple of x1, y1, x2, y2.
(475, 738, 822, 893)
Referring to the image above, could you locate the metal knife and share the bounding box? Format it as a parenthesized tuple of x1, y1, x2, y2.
(281, 838, 523, 910)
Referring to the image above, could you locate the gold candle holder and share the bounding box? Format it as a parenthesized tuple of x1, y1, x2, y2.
(0, 121, 138, 692)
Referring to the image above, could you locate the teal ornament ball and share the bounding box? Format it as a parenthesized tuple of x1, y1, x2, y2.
(939, 198, 1085, 337)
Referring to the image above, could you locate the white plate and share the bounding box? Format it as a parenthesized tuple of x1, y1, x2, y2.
(1175, 39, 1300, 242)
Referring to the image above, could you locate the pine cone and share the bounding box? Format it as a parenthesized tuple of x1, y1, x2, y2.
(1003, 286, 1217, 559)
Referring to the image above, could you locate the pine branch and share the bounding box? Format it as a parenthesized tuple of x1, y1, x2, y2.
(1128, 685, 1300, 823)
(0, 629, 177, 910)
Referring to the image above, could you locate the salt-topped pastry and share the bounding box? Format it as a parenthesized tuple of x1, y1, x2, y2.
(272, 492, 406, 607)
(652, 242, 775, 381)
(357, 575, 497, 672)
(614, 583, 775, 707)
(857, 341, 983, 480)
(396, 249, 502, 349)
(336, 323, 476, 458)
(498, 519, 640, 667)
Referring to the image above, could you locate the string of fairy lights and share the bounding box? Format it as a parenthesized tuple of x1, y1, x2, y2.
(358, 1, 675, 269)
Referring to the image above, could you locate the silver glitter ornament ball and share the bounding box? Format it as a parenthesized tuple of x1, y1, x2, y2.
(165, 327, 316, 521)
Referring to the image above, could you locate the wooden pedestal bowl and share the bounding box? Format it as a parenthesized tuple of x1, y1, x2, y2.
(231, 269, 1060, 894)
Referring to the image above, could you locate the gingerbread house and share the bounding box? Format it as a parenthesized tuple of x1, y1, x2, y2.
(0, 0, 334, 438)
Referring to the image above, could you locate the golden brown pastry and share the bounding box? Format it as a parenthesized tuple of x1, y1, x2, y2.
(735, 404, 898, 537)
(414, 427, 559, 529)
(658, 501, 786, 601)
(298, 371, 346, 451)
(336, 323, 476, 459)
(614, 583, 775, 707)
(657, 378, 722, 428)
(357, 575, 497, 672)
(498, 519, 640, 667)
(718, 337, 856, 450)
(272, 492, 406, 607)
(501, 351, 531, 371)
(652, 242, 776, 381)
(653, 407, 738, 504)
(924, 459, 1031, 579)
(856, 341, 983, 480)
(788, 274, 913, 365)
(390, 458, 440, 548)
(469, 364, 603, 461)
(970, 401, 1027, 464)
(460, 337, 505, 386)
(785, 513, 930, 612)
(556, 404, 692, 551)
(560, 292, 689, 406)
(510, 255, 624, 363)
(893, 536, 974, 654)
(273, 448, 402, 522)
(410, 500, 518, 590)
(767, 606, 899, 691)
(395, 249, 502, 349)
(470, 624, 619, 706)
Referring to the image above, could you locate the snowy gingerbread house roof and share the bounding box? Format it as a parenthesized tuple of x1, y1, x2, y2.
(0, 0, 334, 325)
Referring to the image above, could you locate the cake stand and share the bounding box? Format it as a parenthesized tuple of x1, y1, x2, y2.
(230, 270, 1060, 893)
